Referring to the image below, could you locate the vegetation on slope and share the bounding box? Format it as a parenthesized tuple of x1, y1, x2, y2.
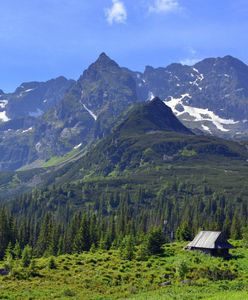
(1, 241, 248, 299)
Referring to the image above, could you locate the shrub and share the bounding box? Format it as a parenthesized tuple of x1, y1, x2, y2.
(176, 260, 189, 280)
(63, 289, 76, 297)
(29, 259, 40, 277)
(136, 242, 149, 261)
(48, 256, 57, 269)
(198, 266, 237, 281)
(242, 227, 248, 248)
(119, 235, 135, 260)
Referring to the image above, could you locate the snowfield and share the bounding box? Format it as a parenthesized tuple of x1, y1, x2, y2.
(164, 94, 238, 132)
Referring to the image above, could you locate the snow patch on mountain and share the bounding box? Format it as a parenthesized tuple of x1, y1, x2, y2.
(202, 125, 212, 134)
(164, 94, 238, 132)
(0, 100, 8, 109)
(22, 127, 33, 133)
(74, 143, 82, 149)
(148, 91, 155, 101)
(29, 109, 44, 117)
(0, 111, 10, 122)
(190, 68, 204, 87)
(0, 99, 10, 122)
(83, 104, 97, 121)
(24, 89, 34, 93)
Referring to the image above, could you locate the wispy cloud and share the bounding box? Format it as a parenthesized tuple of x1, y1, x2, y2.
(106, 0, 127, 25)
(180, 58, 201, 66)
(149, 0, 181, 14)
(180, 47, 201, 65)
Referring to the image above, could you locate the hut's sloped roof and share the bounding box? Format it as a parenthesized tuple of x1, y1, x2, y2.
(186, 231, 233, 249)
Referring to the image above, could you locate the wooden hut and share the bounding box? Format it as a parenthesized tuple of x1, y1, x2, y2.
(185, 231, 233, 257)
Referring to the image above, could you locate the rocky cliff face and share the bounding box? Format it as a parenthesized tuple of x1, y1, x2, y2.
(0, 53, 140, 170)
(1, 76, 75, 121)
(0, 54, 248, 171)
(130, 55, 248, 138)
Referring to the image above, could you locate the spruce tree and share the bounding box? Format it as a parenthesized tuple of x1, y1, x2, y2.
(73, 214, 91, 253)
(4, 243, 14, 272)
(119, 235, 135, 260)
(13, 241, 22, 259)
(146, 228, 164, 255)
(230, 212, 241, 240)
(22, 245, 32, 268)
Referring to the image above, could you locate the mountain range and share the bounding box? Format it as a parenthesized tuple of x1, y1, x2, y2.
(0, 53, 248, 171)
(1, 94, 248, 200)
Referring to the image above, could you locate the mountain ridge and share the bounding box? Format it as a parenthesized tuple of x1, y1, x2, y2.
(0, 53, 248, 171)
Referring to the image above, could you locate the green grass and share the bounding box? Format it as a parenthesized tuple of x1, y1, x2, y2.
(43, 148, 81, 168)
(1, 242, 248, 300)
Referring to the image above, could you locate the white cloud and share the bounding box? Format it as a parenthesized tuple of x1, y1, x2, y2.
(149, 0, 181, 14)
(106, 0, 127, 25)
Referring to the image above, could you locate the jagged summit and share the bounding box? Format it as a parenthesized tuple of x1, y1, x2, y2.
(79, 52, 122, 84)
(98, 52, 110, 60)
(93, 52, 119, 69)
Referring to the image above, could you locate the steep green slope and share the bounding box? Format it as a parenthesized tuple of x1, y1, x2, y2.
(67, 98, 247, 178)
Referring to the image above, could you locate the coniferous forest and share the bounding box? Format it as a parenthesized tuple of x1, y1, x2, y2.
(1, 170, 247, 260)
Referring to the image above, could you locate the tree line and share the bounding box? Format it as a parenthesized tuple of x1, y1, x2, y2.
(0, 177, 247, 259)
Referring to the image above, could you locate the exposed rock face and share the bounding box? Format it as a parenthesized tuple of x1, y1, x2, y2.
(0, 53, 140, 170)
(1, 54, 248, 171)
(3, 77, 75, 120)
(130, 55, 248, 138)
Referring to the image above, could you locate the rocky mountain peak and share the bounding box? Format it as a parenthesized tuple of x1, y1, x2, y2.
(144, 66, 154, 73)
(148, 96, 168, 109)
(93, 52, 119, 69)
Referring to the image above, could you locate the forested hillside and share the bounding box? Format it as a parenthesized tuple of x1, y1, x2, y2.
(1, 99, 248, 259)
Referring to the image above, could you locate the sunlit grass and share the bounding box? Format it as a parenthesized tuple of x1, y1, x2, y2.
(0, 242, 248, 299)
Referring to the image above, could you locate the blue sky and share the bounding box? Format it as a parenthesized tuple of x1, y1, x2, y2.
(0, 0, 247, 92)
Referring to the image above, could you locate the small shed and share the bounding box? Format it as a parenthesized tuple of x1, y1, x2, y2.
(185, 231, 233, 257)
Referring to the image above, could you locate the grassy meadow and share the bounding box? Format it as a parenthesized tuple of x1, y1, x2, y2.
(1, 241, 248, 299)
